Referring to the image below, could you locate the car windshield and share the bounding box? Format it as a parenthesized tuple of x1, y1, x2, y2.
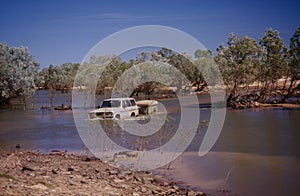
(101, 100, 121, 108)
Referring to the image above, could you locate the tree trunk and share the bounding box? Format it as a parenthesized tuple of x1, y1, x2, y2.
(281, 78, 296, 102)
(256, 81, 269, 102)
(49, 88, 55, 108)
(226, 93, 233, 107)
(23, 96, 26, 111)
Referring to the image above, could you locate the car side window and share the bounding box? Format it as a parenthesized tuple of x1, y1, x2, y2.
(126, 100, 131, 107)
(130, 100, 136, 106)
(122, 100, 127, 108)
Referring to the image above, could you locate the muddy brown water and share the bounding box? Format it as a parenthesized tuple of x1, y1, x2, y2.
(0, 90, 299, 195)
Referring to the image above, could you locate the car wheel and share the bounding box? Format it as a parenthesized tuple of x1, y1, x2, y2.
(131, 113, 135, 117)
(115, 114, 120, 120)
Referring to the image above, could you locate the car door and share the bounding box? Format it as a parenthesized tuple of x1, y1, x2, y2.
(129, 99, 138, 116)
(120, 100, 129, 119)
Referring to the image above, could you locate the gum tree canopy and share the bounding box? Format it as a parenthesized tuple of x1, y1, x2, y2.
(0, 42, 40, 106)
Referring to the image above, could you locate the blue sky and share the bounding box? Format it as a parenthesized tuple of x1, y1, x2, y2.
(0, 0, 299, 68)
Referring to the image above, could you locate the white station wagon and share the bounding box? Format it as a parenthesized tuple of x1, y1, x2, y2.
(89, 98, 139, 120)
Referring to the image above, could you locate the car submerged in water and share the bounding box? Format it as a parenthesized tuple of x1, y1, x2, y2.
(89, 98, 139, 120)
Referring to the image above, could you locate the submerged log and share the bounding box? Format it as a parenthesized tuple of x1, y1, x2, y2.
(54, 104, 72, 110)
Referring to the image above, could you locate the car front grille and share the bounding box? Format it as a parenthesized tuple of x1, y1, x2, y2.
(95, 112, 114, 118)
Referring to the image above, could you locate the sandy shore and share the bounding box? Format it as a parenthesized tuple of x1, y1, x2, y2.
(0, 150, 205, 196)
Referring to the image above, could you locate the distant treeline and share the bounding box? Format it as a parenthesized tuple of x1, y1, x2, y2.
(1, 27, 299, 108)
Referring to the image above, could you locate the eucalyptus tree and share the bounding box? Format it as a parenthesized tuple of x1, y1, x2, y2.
(97, 55, 131, 93)
(57, 63, 79, 91)
(150, 48, 215, 93)
(215, 34, 263, 102)
(0, 43, 11, 105)
(129, 49, 193, 96)
(257, 28, 288, 101)
(0, 43, 39, 108)
(129, 51, 167, 96)
(152, 48, 200, 93)
(281, 28, 300, 102)
(168, 52, 194, 92)
(40, 65, 60, 107)
(75, 55, 130, 97)
(136, 51, 152, 63)
(194, 49, 218, 91)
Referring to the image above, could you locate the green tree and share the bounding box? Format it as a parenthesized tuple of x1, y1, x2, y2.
(0, 43, 11, 105)
(153, 48, 199, 93)
(0, 43, 39, 108)
(98, 55, 131, 92)
(42, 62, 80, 107)
(194, 49, 218, 91)
(281, 28, 300, 101)
(215, 34, 263, 102)
(257, 28, 288, 102)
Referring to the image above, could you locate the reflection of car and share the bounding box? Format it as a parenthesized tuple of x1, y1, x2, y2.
(89, 98, 139, 120)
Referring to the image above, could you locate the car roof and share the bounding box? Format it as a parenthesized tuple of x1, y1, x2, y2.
(103, 98, 134, 101)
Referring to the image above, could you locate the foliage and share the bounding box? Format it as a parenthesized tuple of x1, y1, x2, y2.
(45, 26, 300, 104)
(38, 63, 79, 107)
(281, 28, 300, 101)
(256, 28, 288, 101)
(194, 49, 219, 89)
(39, 63, 79, 91)
(214, 28, 300, 103)
(0, 42, 39, 105)
(140, 48, 211, 93)
(2, 27, 299, 108)
(215, 34, 264, 101)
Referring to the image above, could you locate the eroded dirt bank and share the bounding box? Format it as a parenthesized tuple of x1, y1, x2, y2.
(0, 151, 205, 196)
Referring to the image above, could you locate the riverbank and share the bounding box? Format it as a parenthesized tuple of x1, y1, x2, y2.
(258, 102, 300, 108)
(0, 150, 205, 195)
(157, 93, 300, 110)
(228, 100, 300, 110)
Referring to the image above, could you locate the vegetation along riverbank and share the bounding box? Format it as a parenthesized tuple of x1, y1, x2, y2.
(1, 28, 299, 110)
